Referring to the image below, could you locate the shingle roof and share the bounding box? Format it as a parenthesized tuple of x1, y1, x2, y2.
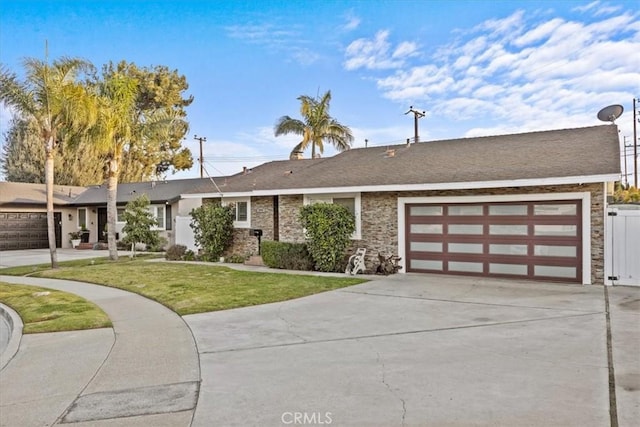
(187, 125, 621, 195)
(0, 182, 87, 205)
(70, 177, 214, 205)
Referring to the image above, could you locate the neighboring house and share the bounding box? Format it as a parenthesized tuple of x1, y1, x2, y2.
(70, 178, 210, 247)
(0, 182, 86, 250)
(0, 178, 210, 250)
(181, 125, 621, 285)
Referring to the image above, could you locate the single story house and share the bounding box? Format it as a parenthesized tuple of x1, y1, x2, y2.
(0, 178, 210, 250)
(0, 182, 86, 250)
(179, 125, 621, 285)
(0, 125, 621, 285)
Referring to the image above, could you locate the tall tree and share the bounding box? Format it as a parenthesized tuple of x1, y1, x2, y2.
(102, 61, 193, 181)
(0, 57, 96, 267)
(90, 69, 189, 260)
(1, 117, 106, 185)
(274, 90, 353, 159)
(90, 72, 139, 261)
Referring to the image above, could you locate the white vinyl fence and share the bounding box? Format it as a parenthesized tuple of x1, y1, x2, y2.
(175, 216, 198, 252)
(605, 205, 640, 286)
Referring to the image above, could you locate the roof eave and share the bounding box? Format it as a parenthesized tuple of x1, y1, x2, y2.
(181, 173, 620, 198)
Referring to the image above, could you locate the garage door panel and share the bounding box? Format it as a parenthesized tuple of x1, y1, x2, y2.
(406, 200, 582, 283)
(0, 211, 60, 251)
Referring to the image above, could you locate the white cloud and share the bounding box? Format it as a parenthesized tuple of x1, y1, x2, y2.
(573, 1, 621, 16)
(344, 30, 417, 71)
(342, 13, 361, 31)
(224, 22, 322, 66)
(345, 6, 640, 139)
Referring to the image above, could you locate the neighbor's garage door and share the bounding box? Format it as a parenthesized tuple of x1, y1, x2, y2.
(406, 200, 582, 283)
(0, 212, 61, 251)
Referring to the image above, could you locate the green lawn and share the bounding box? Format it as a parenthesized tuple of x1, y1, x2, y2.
(2, 259, 367, 316)
(0, 282, 111, 334)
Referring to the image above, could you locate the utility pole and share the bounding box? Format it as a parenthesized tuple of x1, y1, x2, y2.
(634, 98, 638, 188)
(623, 136, 628, 186)
(405, 106, 425, 143)
(194, 135, 206, 178)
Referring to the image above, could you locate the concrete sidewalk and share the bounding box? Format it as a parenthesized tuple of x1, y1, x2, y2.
(0, 276, 200, 426)
(0, 249, 134, 269)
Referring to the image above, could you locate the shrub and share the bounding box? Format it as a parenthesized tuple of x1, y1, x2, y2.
(122, 195, 161, 257)
(183, 249, 196, 261)
(190, 203, 235, 262)
(261, 240, 314, 271)
(147, 236, 168, 252)
(226, 253, 247, 263)
(299, 203, 355, 272)
(165, 244, 187, 261)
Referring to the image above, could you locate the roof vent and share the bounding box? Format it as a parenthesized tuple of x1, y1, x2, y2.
(385, 148, 396, 158)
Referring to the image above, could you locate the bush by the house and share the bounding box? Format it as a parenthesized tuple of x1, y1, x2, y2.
(165, 244, 187, 261)
(190, 203, 235, 262)
(183, 249, 196, 261)
(226, 253, 248, 263)
(299, 203, 355, 272)
(147, 236, 168, 252)
(261, 241, 314, 271)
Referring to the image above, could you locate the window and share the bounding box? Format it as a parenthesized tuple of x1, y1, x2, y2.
(236, 201, 248, 222)
(117, 208, 126, 222)
(304, 193, 361, 239)
(77, 208, 87, 229)
(221, 197, 251, 228)
(149, 205, 166, 230)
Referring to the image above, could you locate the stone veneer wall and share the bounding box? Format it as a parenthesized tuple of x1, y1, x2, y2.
(225, 183, 606, 283)
(278, 195, 305, 243)
(225, 196, 275, 257)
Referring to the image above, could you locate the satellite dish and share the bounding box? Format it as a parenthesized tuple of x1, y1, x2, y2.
(597, 104, 624, 123)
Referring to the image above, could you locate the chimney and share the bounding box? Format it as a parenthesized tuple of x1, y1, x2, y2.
(290, 150, 304, 160)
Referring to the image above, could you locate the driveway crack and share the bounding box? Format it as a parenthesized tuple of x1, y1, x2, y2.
(277, 305, 308, 343)
(374, 349, 407, 426)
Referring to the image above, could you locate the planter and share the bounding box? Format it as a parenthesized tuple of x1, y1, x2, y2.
(80, 231, 90, 243)
(71, 239, 81, 248)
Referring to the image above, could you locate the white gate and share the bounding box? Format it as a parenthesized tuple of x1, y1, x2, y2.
(605, 205, 640, 286)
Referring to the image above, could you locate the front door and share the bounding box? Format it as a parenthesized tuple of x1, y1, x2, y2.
(97, 208, 108, 242)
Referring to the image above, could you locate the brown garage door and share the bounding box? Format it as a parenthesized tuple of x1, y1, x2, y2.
(0, 212, 62, 251)
(405, 200, 582, 283)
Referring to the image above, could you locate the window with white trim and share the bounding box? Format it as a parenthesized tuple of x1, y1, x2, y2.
(222, 197, 251, 228)
(117, 208, 126, 223)
(149, 205, 166, 230)
(303, 193, 361, 240)
(77, 208, 87, 229)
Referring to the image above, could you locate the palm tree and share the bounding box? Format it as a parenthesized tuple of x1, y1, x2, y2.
(88, 72, 138, 261)
(0, 57, 96, 268)
(274, 90, 353, 159)
(89, 72, 187, 260)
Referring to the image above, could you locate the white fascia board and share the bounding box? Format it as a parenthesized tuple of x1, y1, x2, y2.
(180, 173, 618, 199)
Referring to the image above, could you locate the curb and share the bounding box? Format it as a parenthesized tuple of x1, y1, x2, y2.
(0, 302, 23, 371)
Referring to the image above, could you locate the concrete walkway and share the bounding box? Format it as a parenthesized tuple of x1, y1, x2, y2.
(0, 276, 200, 426)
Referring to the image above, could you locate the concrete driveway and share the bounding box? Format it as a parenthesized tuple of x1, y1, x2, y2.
(185, 273, 639, 427)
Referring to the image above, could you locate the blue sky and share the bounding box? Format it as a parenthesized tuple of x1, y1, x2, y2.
(1, 0, 639, 180)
